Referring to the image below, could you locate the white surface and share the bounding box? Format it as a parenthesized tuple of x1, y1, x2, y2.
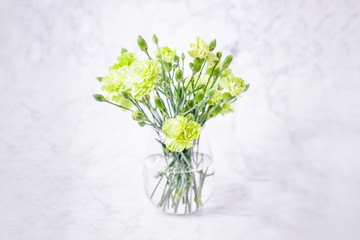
(1, 0, 360, 239)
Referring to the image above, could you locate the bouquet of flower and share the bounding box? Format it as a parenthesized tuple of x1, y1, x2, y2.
(93, 35, 249, 214)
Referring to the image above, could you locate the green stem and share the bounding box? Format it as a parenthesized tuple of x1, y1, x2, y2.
(104, 100, 133, 112)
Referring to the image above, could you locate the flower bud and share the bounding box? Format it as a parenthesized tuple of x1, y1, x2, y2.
(209, 39, 216, 51)
(152, 34, 158, 44)
(163, 61, 172, 72)
(216, 52, 222, 59)
(121, 48, 128, 54)
(181, 53, 185, 60)
(175, 69, 183, 81)
(173, 55, 180, 63)
(222, 92, 235, 102)
(138, 121, 146, 127)
(194, 58, 202, 73)
(132, 110, 145, 122)
(195, 90, 204, 103)
(96, 77, 103, 82)
(137, 35, 148, 52)
(154, 96, 165, 111)
(93, 94, 105, 102)
(189, 62, 194, 71)
(222, 55, 233, 69)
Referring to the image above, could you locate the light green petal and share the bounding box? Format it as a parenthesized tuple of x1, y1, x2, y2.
(155, 46, 176, 63)
(165, 138, 187, 152)
(162, 117, 183, 138)
(162, 115, 201, 152)
(219, 73, 246, 97)
(221, 102, 234, 115)
(113, 52, 137, 69)
(127, 60, 161, 100)
(101, 67, 130, 98)
(206, 51, 219, 68)
(188, 37, 209, 59)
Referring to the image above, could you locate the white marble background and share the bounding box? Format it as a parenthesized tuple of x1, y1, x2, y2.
(1, 0, 360, 239)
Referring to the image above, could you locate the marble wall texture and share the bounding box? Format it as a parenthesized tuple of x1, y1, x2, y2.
(1, 0, 360, 239)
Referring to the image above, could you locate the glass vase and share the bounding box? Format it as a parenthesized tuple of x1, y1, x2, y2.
(143, 128, 214, 214)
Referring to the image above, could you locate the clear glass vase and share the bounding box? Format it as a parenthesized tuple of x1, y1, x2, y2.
(143, 128, 214, 214)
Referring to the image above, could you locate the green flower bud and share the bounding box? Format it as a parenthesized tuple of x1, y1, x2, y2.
(195, 90, 204, 103)
(163, 61, 172, 72)
(173, 55, 180, 63)
(93, 94, 105, 102)
(209, 39, 216, 51)
(96, 77, 103, 82)
(189, 62, 195, 72)
(194, 57, 202, 73)
(138, 121, 146, 127)
(223, 55, 233, 69)
(216, 52, 222, 59)
(181, 53, 185, 60)
(222, 92, 235, 102)
(137, 35, 148, 51)
(154, 96, 165, 111)
(152, 34, 158, 44)
(132, 110, 145, 122)
(121, 48, 128, 54)
(175, 69, 183, 81)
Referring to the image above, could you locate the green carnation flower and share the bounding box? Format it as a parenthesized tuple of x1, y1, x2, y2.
(101, 67, 133, 109)
(155, 46, 176, 63)
(162, 115, 201, 152)
(127, 60, 162, 100)
(112, 51, 137, 69)
(188, 37, 209, 59)
(189, 37, 218, 66)
(219, 73, 246, 97)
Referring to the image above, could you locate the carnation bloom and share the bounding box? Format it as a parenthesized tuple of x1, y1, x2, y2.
(162, 115, 201, 152)
(101, 67, 133, 109)
(219, 73, 246, 97)
(127, 60, 161, 100)
(188, 37, 209, 59)
(113, 51, 137, 69)
(155, 46, 176, 63)
(189, 37, 218, 67)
